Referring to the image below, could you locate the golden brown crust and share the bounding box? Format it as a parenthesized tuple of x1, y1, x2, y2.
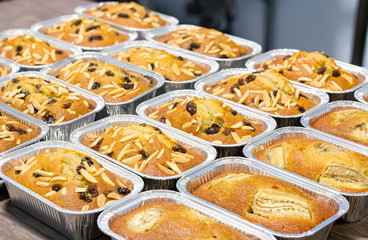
(154, 27, 252, 59)
(0, 34, 71, 66)
(84, 2, 169, 29)
(0, 112, 39, 153)
(50, 59, 153, 103)
(114, 47, 210, 82)
(205, 71, 317, 116)
(0, 76, 96, 124)
(41, 17, 130, 48)
(254, 137, 368, 193)
(85, 123, 205, 177)
(256, 51, 364, 91)
(0, 63, 11, 77)
(4, 148, 133, 211)
(192, 171, 336, 234)
(311, 107, 368, 146)
(110, 202, 251, 240)
(149, 97, 264, 144)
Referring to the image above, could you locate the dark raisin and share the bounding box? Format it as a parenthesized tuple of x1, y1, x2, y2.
(186, 102, 197, 115)
(88, 104, 95, 109)
(219, 55, 229, 59)
(297, 105, 306, 113)
(7, 124, 16, 131)
(87, 185, 99, 197)
(16, 128, 27, 135)
(105, 70, 114, 77)
(89, 62, 98, 67)
(79, 192, 86, 200)
(245, 74, 256, 83)
(116, 187, 131, 195)
(104, 190, 113, 197)
(63, 102, 71, 109)
(81, 157, 94, 166)
(194, 72, 202, 76)
(88, 35, 103, 42)
(153, 126, 162, 134)
(122, 76, 131, 82)
(16, 45, 22, 53)
(0, 112, 2, 116)
(101, 8, 108, 11)
(188, 42, 200, 51)
(87, 67, 96, 72)
(118, 13, 129, 18)
(72, 19, 82, 26)
(15, 170, 21, 174)
(107, 152, 114, 157)
(91, 82, 101, 90)
(172, 102, 178, 109)
(277, 102, 283, 106)
(238, 78, 245, 86)
(84, 197, 92, 203)
(44, 114, 55, 124)
(224, 129, 232, 136)
(35, 84, 42, 90)
(114, 31, 120, 36)
(299, 93, 308, 99)
(55, 50, 63, 55)
(130, 7, 136, 12)
(74, 29, 80, 34)
(48, 98, 57, 104)
(159, 117, 166, 123)
(32, 172, 41, 178)
(142, 13, 149, 19)
(352, 74, 358, 79)
(279, 70, 284, 75)
(322, 52, 329, 58)
(139, 150, 148, 159)
(243, 121, 255, 131)
(230, 109, 237, 116)
(140, 123, 147, 127)
(127, 57, 130, 62)
(332, 70, 341, 77)
(12, 78, 20, 84)
(122, 83, 134, 90)
(263, 64, 269, 70)
(205, 123, 220, 135)
(176, 56, 184, 61)
(230, 85, 239, 93)
(76, 165, 86, 174)
(317, 66, 326, 75)
(172, 144, 186, 153)
(52, 184, 62, 192)
(86, 25, 100, 32)
(150, 63, 155, 70)
(273, 90, 278, 97)
(287, 66, 293, 71)
(283, 55, 291, 60)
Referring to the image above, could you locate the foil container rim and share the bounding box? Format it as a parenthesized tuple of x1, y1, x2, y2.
(101, 40, 220, 85)
(0, 102, 49, 157)
(144, 24, 262, 62)
(97, 189, 277, 240)
(0, 71, 106, 126)
(243, 126, 368, 197)
(176, 156, 349, 238)
(0, 56, 20, 76)
(194, 67, 330, 119)
(136, 89, 277, 148)
(70, 114, 217, 181)
(30, 14, 139, 52)
(0, 28, 82, 69)
(0, 140, 144, 214)
(40, 52, 165, 106)
(245, 48, 368, 94)
(354, 82, 368, 104)
(74, 1, 179, 32)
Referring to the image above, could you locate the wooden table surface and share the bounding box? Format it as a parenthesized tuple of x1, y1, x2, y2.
(0, 0, 367, 239)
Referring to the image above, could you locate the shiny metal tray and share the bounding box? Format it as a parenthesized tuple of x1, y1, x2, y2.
(136, 89, 277, 157)
(31, 14, 138, 52)
(70, 114, 217, 190)
(354, 83, 368, 104)
(176, 157, 349, 240)
(98, 190, 276, 240)
(41, 52, 164, 117)
(245, 49, 368, 101)
(244, 126, 368, 222)
(101, 40, 219, 93)
(0, 56, 20, 78)
(0, 71, 105, 140)
(0, 140, 144, 240)
(195, 68, 330, 127)
(144, 24, 262, 69)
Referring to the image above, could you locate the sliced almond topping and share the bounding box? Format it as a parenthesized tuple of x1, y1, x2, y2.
(298, 77, 312, 82)
(157, 149, 165, 159)
(212, 140, 223, 144)
(101, 172, 115, 187)
(172, 63, 180, 76)
(81, 205, 90, 211)
(222, 94, 234, 99)
(157, 163, 176, 175)
(231, 131, 242, 143)
(45, 191, 57, 197)
(182, 122, 192, 129)
(93, 167, 105, 176)
(75, 187, 87, 192)
(301, 64, 313, 74)
(166, 161, 182, 174)
(231, 121, 243, 129)
(119, 134, 137, 142)
(116, 179, 128, 188)
(80, 169, 98, 183)
(34, 169, 54, 177)
(122, 154, 142, 165)
(172, 157, 190, 163)
(238, 90, 249, 104)
(341, 73, 353, 85)
(171, 152, 194, 159)
(36, 181, 49, 187)
(117, 144, 131, 161)
(107, 192, 121, 200)
(50, 176, 67, 182)
(55, 116, 65, 124)
(97, 194, 106, 208)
